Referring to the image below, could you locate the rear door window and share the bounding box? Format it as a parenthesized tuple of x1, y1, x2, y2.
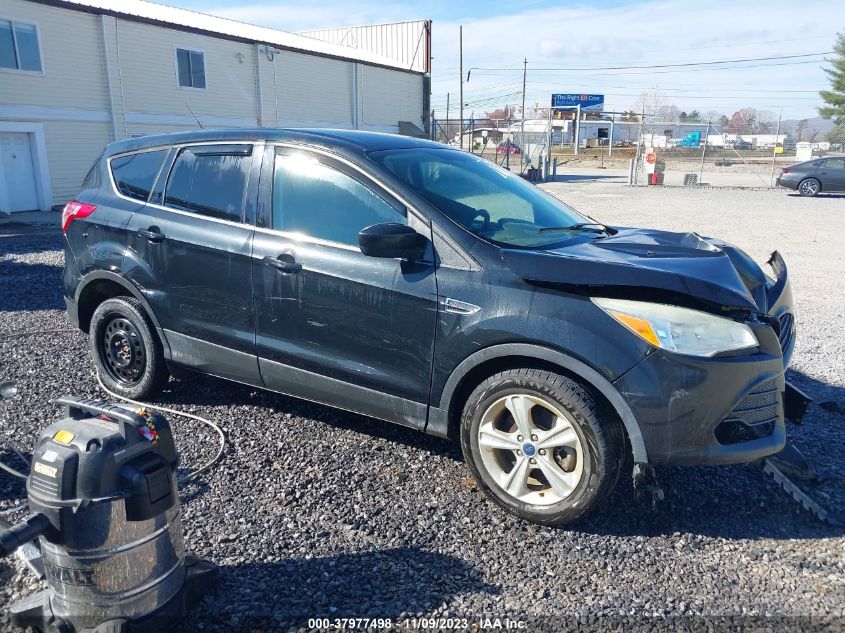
(822, 158, 845, 169)
(110, 150, 168, 201)
(164, 144, 252, 223)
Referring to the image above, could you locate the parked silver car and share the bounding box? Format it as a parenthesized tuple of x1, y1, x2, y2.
(776, 156, 845, 196)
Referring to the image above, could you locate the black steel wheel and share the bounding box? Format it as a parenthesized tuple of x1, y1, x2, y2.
(90, 296, 167, 399)
(101, 316, 146, 385)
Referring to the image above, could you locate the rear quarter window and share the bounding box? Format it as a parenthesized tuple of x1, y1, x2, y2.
(81, 153, 103, 190)
(110, 149, 168, 201)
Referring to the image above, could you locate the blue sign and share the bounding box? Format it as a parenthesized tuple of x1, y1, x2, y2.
(551, 93, 605, 111)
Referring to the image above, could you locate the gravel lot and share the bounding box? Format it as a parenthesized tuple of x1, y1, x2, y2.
(1, 184, 843, 632)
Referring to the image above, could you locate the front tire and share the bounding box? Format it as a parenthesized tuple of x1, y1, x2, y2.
(460, 368, 623, 526)
(89, 296, 167, 400)
(798, 178, 820, 197)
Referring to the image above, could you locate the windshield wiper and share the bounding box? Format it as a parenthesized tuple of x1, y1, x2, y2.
(538, 223, 611, 234)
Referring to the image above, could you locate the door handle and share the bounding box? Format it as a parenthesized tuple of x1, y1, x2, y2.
(263, 254, 302, 274)
(137, 227, 164, 243)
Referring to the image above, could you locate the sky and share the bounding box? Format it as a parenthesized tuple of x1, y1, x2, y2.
(166, 0, 845, 121)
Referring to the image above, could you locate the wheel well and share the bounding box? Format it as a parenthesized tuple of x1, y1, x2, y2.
(77, 279, 130, 333)
(445, 355, 631, 457)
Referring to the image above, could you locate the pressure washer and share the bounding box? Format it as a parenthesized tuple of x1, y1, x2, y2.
(0, 397, 214, 633)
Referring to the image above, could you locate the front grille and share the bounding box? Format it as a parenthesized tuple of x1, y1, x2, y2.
(777, 312, 795, 353)
(714, 379, 779, 445)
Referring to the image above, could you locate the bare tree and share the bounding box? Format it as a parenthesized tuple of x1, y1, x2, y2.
(632, 89, 666, 119)
(808, 126, 821, 143)
(656, 104, 681, 122)
(726, 108, 759, 134)
(755, 110, 776, 134)
(795, 119, 808, 142)
(484, 108, 510, 121)
(704, 110, 726, 124)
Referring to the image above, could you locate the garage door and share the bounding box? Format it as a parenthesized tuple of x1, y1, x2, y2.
(0, 132, 39, 212)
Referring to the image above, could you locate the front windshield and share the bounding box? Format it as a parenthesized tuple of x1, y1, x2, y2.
(369, 148, 593, 248)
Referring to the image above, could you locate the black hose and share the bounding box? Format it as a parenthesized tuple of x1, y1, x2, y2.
(0, 514, 50, 558)
(1, 327, 227, 485)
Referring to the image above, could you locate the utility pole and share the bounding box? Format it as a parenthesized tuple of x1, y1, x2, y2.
(770, 110, 782, 188)
(520, 58, 527, 134)
(445, 92, 450, 143)
(520, 58, 527, 173)
(574, 104, 581, 156)
(505, 103, 511, 171)
(633, 92, 646, 186)
(459, 26, 464, 150)
(698, 118, 711, 185)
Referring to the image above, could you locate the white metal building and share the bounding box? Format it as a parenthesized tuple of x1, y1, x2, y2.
(0, 0, 431, 213)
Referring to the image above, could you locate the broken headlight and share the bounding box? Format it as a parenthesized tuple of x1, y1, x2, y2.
(592, 298, 758, 357)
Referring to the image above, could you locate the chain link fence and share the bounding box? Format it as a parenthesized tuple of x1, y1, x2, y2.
(431, 111, 843, 188)
(630, 118, 794, 188)
(432, 109, 555, 179)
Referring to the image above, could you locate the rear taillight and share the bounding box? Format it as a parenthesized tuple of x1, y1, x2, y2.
(781, 168, 791, 175)
(61, 201, 96, 232)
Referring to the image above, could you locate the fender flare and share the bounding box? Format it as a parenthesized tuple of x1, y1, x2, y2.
(74, 271, 171, 357)
(436, 342, 649, 463)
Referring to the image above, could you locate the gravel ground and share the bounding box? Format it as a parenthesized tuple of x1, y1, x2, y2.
(1, 185, 843, 632)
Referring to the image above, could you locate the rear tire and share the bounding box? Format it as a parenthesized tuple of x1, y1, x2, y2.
(459, 368, 623, 526)
(89, 297, 167, 400)
(798, 178, 820, 197)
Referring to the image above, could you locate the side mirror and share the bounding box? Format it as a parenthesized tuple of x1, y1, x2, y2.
(358, 223, 425, 260)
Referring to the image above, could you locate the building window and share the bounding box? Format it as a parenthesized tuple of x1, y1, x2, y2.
(176, 48, 205, 89)
(0, 19, 42, 72)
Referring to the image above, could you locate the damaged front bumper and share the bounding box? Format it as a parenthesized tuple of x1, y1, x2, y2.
(616, 251, 802, 466)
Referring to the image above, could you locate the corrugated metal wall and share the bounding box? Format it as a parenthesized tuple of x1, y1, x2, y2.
(298, 21, 431, 74)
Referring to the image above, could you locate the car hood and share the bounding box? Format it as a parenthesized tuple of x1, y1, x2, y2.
(499, 227, 773, 312)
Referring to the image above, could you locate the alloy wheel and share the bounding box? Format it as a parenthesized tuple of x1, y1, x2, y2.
(477, 393, 585, 506)
(800, 179, 819, 196)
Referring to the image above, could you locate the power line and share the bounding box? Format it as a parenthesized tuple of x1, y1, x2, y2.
(647, 34, 837, 54)
(471, 58, 829, 77)
(521, 81, 821, 93)
(431, 83, 523, 104)
(433, 36, 837, 79)
(469, 51, 832, 73)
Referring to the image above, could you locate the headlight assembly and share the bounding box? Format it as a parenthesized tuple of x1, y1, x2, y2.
(592, 297, 757, 357)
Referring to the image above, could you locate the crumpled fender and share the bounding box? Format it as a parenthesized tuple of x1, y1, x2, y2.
(500, 227, 760, 310)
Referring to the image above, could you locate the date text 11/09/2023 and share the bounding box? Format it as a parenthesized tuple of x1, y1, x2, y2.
(306, 617, 528, 630)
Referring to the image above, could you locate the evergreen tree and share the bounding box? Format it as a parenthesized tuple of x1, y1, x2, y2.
(819, 32, 845, 143)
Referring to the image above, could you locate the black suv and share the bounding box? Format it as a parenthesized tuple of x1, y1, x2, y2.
(64, 129, 799, 525)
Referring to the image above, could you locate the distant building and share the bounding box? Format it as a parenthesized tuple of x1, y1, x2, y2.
(0, 0, 431, 212)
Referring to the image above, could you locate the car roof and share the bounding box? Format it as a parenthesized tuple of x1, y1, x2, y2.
(105, 128, 446, 157)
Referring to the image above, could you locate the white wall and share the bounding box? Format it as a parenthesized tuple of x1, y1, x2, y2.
(361, 66, 424, 132)
(0, 0, 110, 206)
(272, 50, 354, 127)
(0, 0, 108, 111)
(43, 120, 111, 203)
(0, 0, 427, 209)
(115, 18, 260, 131)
